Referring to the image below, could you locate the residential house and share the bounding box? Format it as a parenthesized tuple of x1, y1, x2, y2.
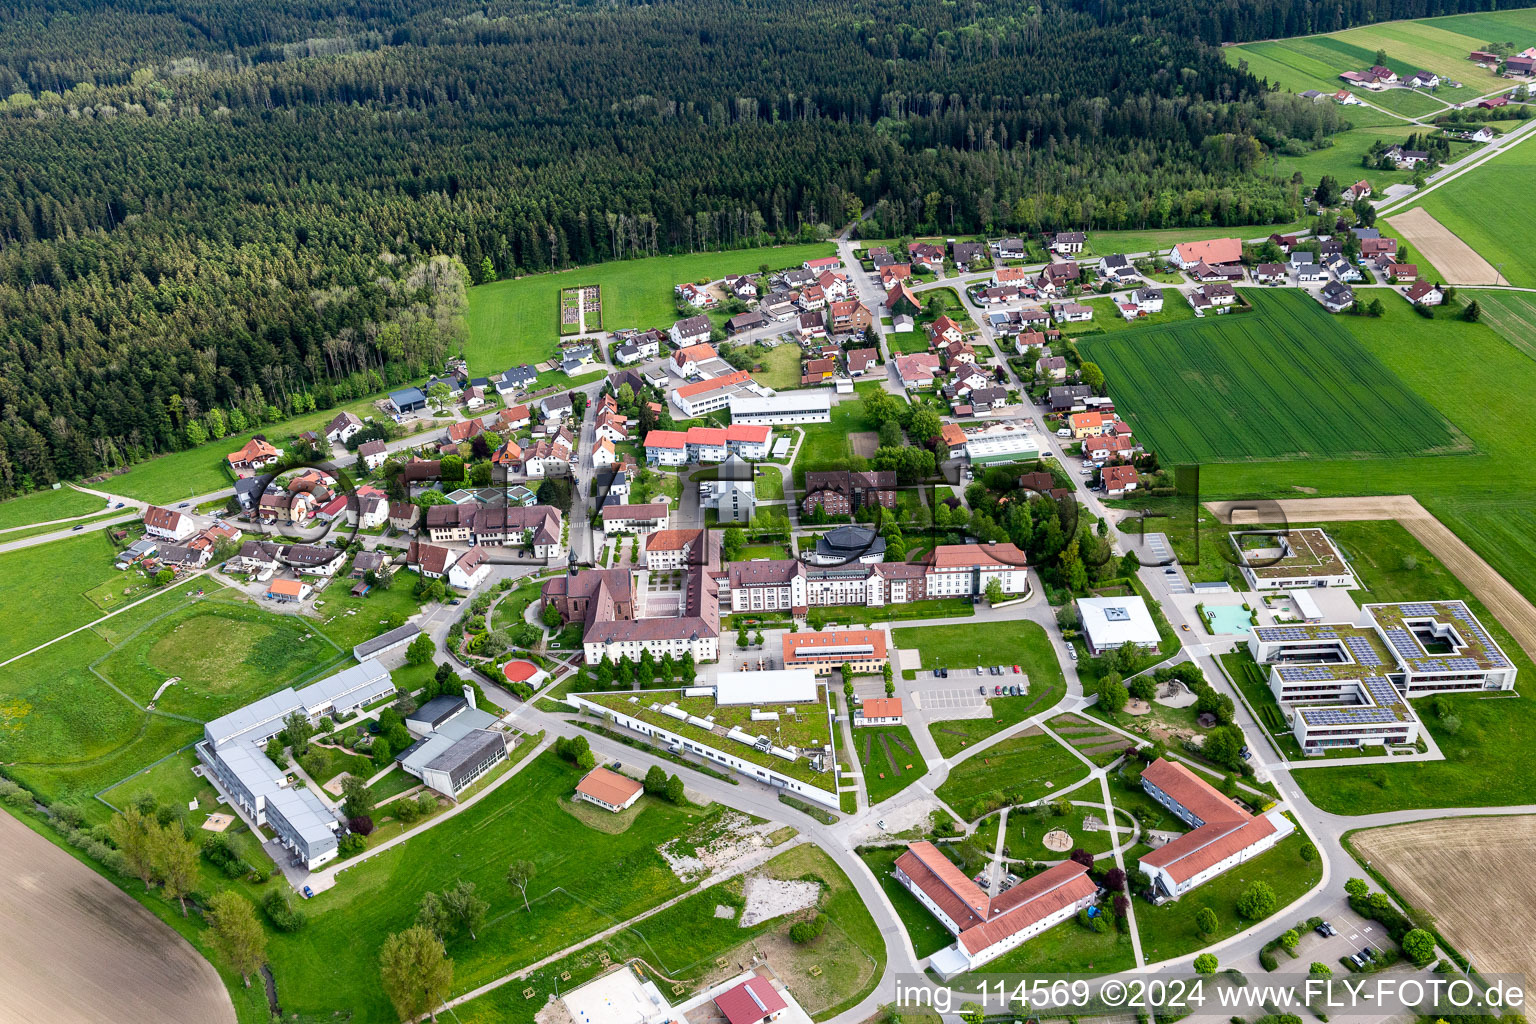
(1326, 254, 1362, 282)
(951, 241, 986, 269)
(463, 385, 486, 409)
(894, 352, 942, 389)
(1384, 145, 1430, 169)
(227, 438, 282, 473)
(1369, 64, 1399, 84)
(408, 541, 456, 579)
(446, 418, 483, 445)
(388, 502, 419, 532)
(1404, 280, 1444, 306)
(801, 356, 837, 386)
(878, 263, 913, 291)
(1036, 355, 1068, 381)
(829, 299, 871, 334)
(1129, 287, 1164, 314)
(1083, 434, 1137, 465)
(816, 269, 852, 302)
(522, 437, 573, 478)
(1406, 70, 1439, 88)
(855, 697, 904, 727)
(143, 505, 198, 542)
(1051, 301, 1093, 323)
(1036, 260, 1080, 294)
(1068, 410, 1114, 439)
(795, 310, 828, 342)
(1048, 384, 1093, 413)
(910, 242, 945, 272)
(1341, 179, 1372, 203)
(885, 280, 921, 314)
(1187, 261, 1245, 283)
(990, 237, 1026, 260)
(538, 393, 573, 423)
(1334, 89, 1360, 104)
(1360, 237, 1398, 260)
(1098, 253, 1135, 283)
(1051, 231, 1086, 255)
(668, 315, 713, 350)
(1190, 282, 1237, 313)
(802, 256, 841, 273)
(723, 274, 759, 301)
(669, 342, 718, 378)
(1291, 251, 1326, 283)
(1102, 464, 1140, 498)
(447, 546, 492, 591)
(1320, 281, 1355, 312)
(969, 385, 1008, 411)
(1384, 263, 1418, 282)
(927, 315, 965, 346)
(499, 404, 531, 432)
(993, 265, 1031, 287)
(847, 348, 878, 376)
(1255, 263, 1287, 284)
(674, 282, 716, 308)
(285, 544, 347, 577)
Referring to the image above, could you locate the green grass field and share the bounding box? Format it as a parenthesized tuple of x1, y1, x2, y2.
(266, 752, 724, 1020)
(0, 531, 191, 663)
(1392, 135, 1536, 288)
(1078, 290, 1464, 465)
(94, 598, 346, 721)
(794, 386, 901, 484)
(1467, 289, 1536, 363)
(896, 621, 1068, 757)
(853, 724, 929, 806)
(1071, 293, 1195, 334)
(1263, 127, 1474, 188)
(754, 464, 785, 501)
(0, 487, 105, 531)
(935, 729, 1089, 821)
(465, 242, 835, 370)
(1081, 221, 1307, 257)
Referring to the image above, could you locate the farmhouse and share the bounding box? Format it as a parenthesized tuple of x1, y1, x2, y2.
(894, 841, 1096, 976)
(1229, 528, 1358, 590)
(227, 438, 282, 473)
(1138, 758, 1294, 900)
(1169, 237, 1241, 270)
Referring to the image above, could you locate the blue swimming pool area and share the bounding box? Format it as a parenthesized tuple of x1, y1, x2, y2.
(1205, 605, 1254, 635)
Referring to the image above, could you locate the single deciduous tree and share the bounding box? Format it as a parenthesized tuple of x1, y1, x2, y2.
(207, 891, 267, 988)
(153, 824, 200, 916)
(506, 859, 535, 911)
(109, 805, 156, 891)
(1193, 953, 1218, 974)
(379, 925, 454, 1022)
(1195, 907, 1219, 936)
(444, 880, 488, 940)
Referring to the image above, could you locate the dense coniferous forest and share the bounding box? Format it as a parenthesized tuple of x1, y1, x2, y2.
(0, 0, 1508, 494)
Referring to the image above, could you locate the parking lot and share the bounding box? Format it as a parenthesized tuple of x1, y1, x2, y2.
(1258, 896, 1396, 973)
(915, 686, 991, 718)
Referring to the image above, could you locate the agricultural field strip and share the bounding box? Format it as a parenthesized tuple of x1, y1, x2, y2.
(1078, 292, 1462, 465)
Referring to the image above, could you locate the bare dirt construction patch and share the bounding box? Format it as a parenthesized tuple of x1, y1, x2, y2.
(1352, 815, 1536, 980)
(1388, 208, 1500, 285)
(740, 876, 821, 927)
(1205, 495, 1536, 661)
(660, 811, 779, 883)
(0, 811, 234, 1024)
(849, 431, 879, 458)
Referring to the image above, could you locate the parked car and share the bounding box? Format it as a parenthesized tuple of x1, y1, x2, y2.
(1056, 427, 1072, 437)
(994, 686, 1002, 695)
(979, 685, 987, 696)
(301, 885, 314, 899)
(1315, 921, 1337, 938)
(1069, 647, 1078, 661)
(1012, 664, 1021, 673)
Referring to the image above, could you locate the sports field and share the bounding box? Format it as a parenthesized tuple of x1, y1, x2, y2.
(465, 242, 835, 370)
(1077, 290, 1464, 465)
(1392, 135, 1536, 288)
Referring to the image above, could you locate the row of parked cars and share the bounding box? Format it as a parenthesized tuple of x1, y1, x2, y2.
(986, 684, 1025, 697)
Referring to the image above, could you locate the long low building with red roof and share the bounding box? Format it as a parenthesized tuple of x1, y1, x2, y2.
(781, 629, 888, 675)
(1137, 758, 1294, 900)
(894, 841, 1097, 975)
(669, 369, 762, 417)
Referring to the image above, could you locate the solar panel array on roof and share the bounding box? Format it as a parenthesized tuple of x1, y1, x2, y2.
(1298, 706, 1399, 725)
(1399, 603, 1438, 616)
(1446, 603, 1509, 667)
(1344, 635, 1383, 667)
(1363, 676, 1404, 710)
(1255, 625, 1337, 642)
(1411, 656, 1483, 673)
(1384, 627, 1422, 660)
(1278, 665, 1342, 682)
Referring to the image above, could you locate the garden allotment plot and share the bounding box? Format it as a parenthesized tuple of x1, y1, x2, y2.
(1078, 291, 1467, 465)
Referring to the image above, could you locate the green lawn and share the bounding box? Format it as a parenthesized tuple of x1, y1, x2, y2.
(853, 725, 929, 806)
(1134, 829, 1322, 964)
(0, 487, 105, 531)
(308, 572, 426, 652)
(1082, 221, 1307, 257)
(1079, 289, 1465, 466)
(1467, 290, 1536, 364)
(0, 531, 199, 663)
(1074, 293, 1195, 333)
(1008, 804, 1121, 862)
(264, 752, 726, 1020)
(465, 243, 835, 370)
(746, 344, 802, 390)
(754, 464, 785, 501)
(858, 845, 955, 958)
(1392, 135, 1536, 288)
(794, 390, 902, 484)
(894, 621, 1068, 757)
(727, 543, 792, 563)
(1264, 127, 1473, 189)
(934, 729, 1089, 821)
(94, 597, 346, 721)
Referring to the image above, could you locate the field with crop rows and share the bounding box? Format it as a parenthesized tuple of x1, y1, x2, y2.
(1077, 290, 1464, 465)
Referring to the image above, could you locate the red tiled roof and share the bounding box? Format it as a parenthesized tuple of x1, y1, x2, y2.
(861, 697, 903, 718)
(674, 370, 752, 400)
(929, 543, 1027, 570)
(1174, 237, 1242, 265)
(958, 861, 1096, 954)
(715, 977, 788, 1024)
(687, 427, 728, 446)
(1138, 758, 1278, 884)
(782, 629, 888, 665)
(644, 430, 688, 449)
(724, 423, 771, 444)
(575, 767, 642, 807)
